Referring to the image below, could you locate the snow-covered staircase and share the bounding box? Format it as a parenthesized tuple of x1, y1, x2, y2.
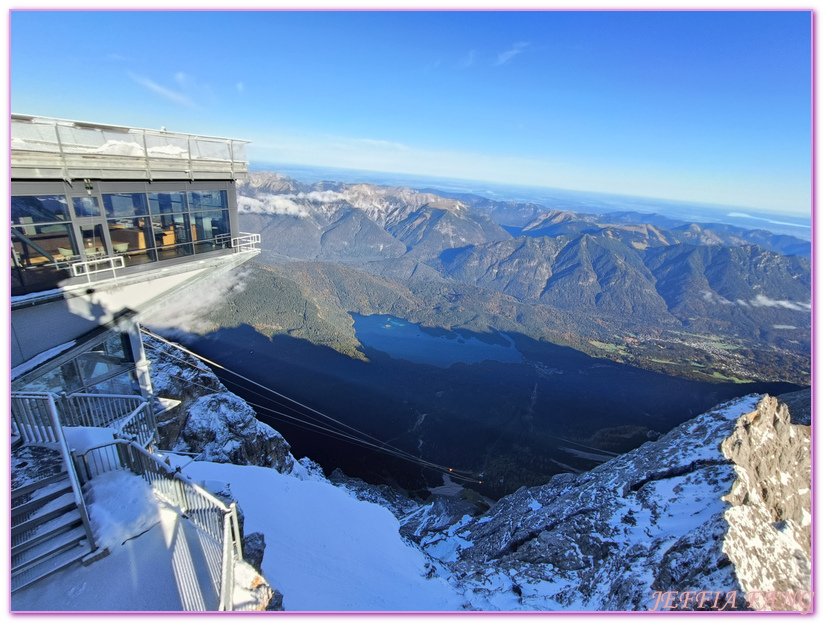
(10, 391, 159, 596)
(11, 472, 92, 593)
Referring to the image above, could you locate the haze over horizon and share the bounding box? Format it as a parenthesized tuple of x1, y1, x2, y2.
(10, 10, 812, 215)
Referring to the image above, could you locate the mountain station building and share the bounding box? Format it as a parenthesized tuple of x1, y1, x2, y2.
(9, 114, 263, 608)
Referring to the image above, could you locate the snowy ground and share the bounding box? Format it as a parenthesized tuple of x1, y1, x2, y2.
(11, 470, 196, 612)
(181, 461, 468, 612)
(11, 459, 472, 615)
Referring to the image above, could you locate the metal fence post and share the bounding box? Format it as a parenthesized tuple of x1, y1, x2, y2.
(45, 394, 97, 552)
(219, 513, 233, 611)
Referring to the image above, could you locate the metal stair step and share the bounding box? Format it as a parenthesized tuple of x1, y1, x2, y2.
(11, 495, 77, 537)
(12, 527, 87, 576)
(11, 540, 91, 594)
(12, 472, 69, 502)
(12, 510, 83, 557)
(12, 482, 73, 519)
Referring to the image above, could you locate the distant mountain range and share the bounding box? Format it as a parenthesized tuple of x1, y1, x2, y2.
(236, 172, 811, 376)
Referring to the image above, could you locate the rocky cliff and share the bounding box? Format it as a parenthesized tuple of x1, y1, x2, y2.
(145, 334, 294, 473)
(144, 335, 811, 612)
(720, 392, 812, 608)
(336, 391, 811, 611)
(401, 391, 812, 611)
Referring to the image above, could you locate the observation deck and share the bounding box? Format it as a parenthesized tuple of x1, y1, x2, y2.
(11, 114, 250, 182)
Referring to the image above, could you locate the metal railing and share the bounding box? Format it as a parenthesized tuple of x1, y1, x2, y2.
(9, 393, 97, 551)
(212, 233, 232, 249)
(231, 233, 261, 253)
(11, 393, 62, 444)
(11, 391, 157, 449)
(70, 255, 126, 283)
(59, 392, 144, 428)
(73, 440, 243, 611)
(11, 114, 249, 182)
(114, 402, 158, 448)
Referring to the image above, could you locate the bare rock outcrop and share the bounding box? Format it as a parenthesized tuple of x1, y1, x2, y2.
(144, 334, 228, 449)
(720, 392, 811, 610)
(173, 392, 294, 473)
(146, 335, 294, 473)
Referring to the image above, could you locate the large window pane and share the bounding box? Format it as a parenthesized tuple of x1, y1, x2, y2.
(13, 263, 70, 294)
(19, 332, 138, 394)
(152, 213, 191, 245)
(155, 245, 192, 260)
(11, 223, 74, 294)
(86, 369, 139, 395)
(21, 361, 83, 393)
(191, 210, 230, 241)
(11, 195, 69, 225)
(103, 193, 148, 218)
(152, 213, 193, 258)
(10, 263, 25, 297)
(108, 217, 156, 266)
(192, 209, 231, 253)
(72, 196, 101, 218)
(103, 332, 133, 363)
(76, 340, 132, 387)
(187, 190, 227, 210)
(78, 223, 108, 258)
(12, 223, 76, 265)
(148, 192, 187, 215)
(108, 217, 154, 252)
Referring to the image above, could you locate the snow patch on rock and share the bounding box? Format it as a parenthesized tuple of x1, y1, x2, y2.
(173, 393, 294, 473)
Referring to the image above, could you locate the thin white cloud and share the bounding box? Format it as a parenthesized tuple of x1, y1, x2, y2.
(296, 190, 347, 203)
(456, 50, 476, 69)
(128, 72, 194, 107)
(748, 295, 811, 312)
(709, 292, 810, 311)
(238, 195, 309, 218)
(726, 212, 811, 230)
(494, 41, 529, 66)
(354, 138, 410, 151)
(701, 290, 733, 305)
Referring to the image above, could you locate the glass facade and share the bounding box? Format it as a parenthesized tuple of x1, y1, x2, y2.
(23, 332, 140, 395)
(11, 195, 75, 293)
(12, 195, 70, 224)
(72, 196, 102, 218)
(11, 184, 234, 296)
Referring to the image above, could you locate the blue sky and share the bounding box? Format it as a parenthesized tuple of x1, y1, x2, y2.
(10, 10, 812, 215)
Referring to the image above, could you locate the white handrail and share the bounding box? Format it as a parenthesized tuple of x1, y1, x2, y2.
(70, 255, 125, 282)
(33, 393, 98, 552)
(231, 233, 261, 253)
(110, 403, 157, 447)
